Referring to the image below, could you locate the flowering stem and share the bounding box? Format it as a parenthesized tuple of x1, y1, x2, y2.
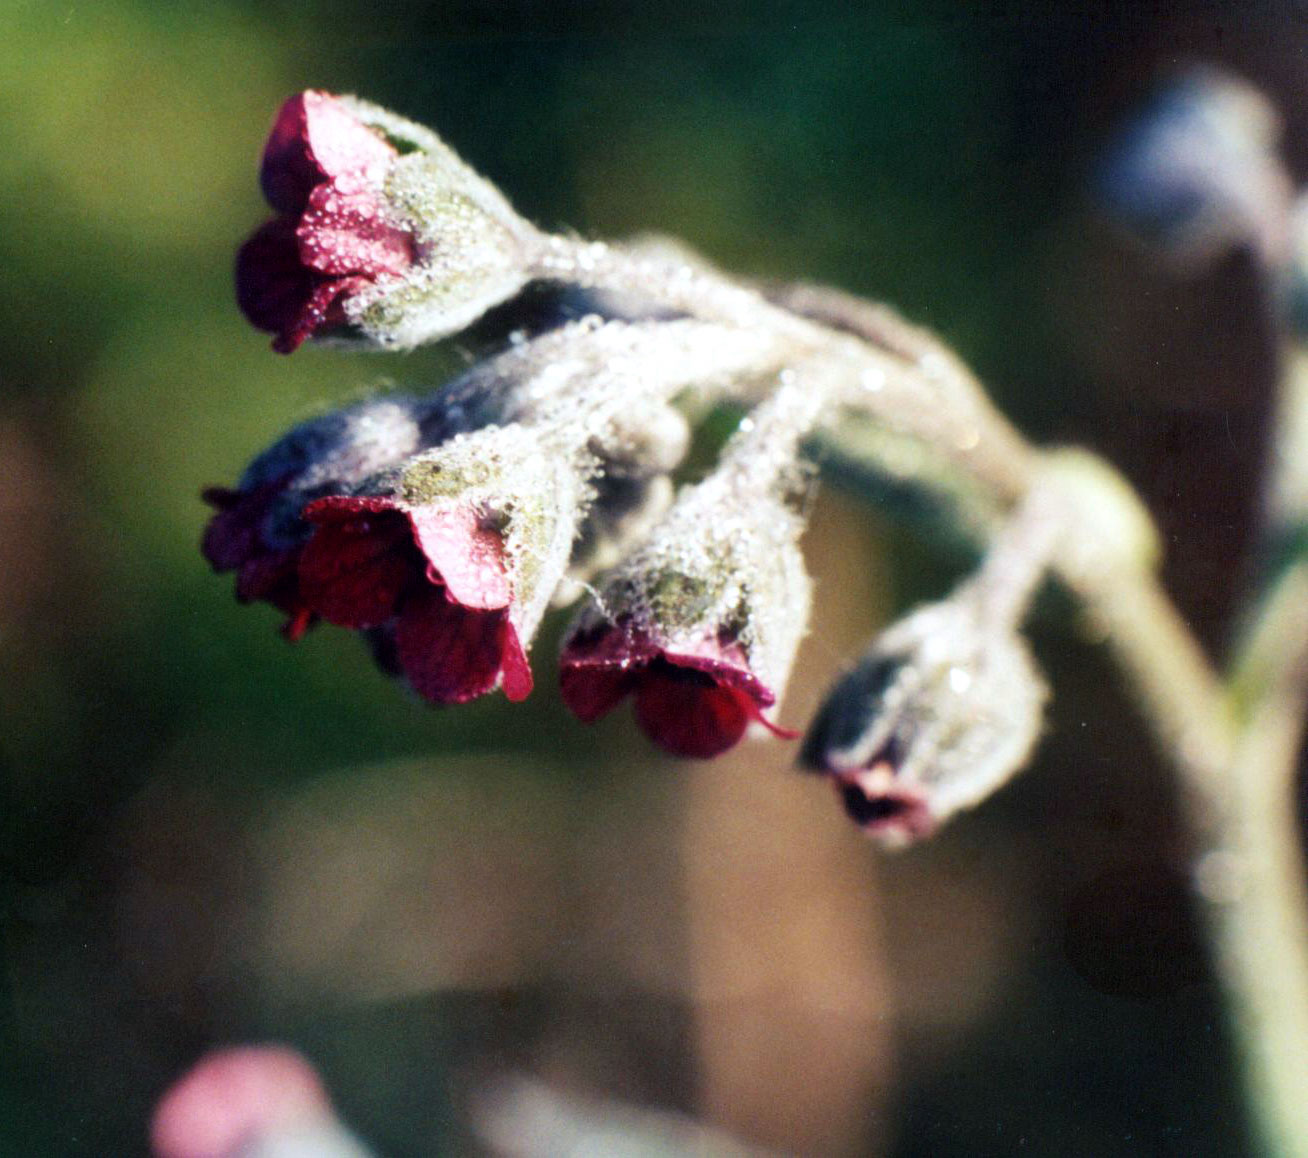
(539, 233, 1308, 1154)
(1201, 343, 1308, 1158)
(533, 238, 1040, 503)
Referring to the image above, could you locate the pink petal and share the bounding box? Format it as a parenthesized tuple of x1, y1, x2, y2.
(558, 623, 654, 722)
(394, 587, 525, 704)
(272, 276, 368, 355)
(297, 181, 414, 278)
(260, 91, 394, 216)
(659, 639, 776, 709)
(150, 1045, 331, 1158)
(298, 513, 415, 629)
(406, 504, 512, 610)
(499, 623, 534, 702)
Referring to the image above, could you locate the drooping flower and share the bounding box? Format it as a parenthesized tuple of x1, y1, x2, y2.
(297, 424, 584, 704)
(560, 468, 811, 759)
(200, 396, 432, 639)
(801, 597, 1047, 847)
(561, 614, 797, 759)
(237, 90, 540, 352)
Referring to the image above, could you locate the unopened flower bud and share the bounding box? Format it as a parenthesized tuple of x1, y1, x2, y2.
(561, 386, 816, 758)
(201, 395, 433, 639)
(238, 90, 541, 352)
(298, 423, 585, 703)
(1094, 66, 1291, 270)
(801, 597, 1047, 846)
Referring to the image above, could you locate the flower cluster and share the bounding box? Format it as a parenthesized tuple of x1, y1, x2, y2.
(209, 90, 1058, 841)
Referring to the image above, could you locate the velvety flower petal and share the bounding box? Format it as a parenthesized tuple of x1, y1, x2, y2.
(406, 504, 512, 610)
(273, 276, 369, 354)
(297, 180, 414, 278)
(235, 218, 318, 341)
(660, 641, 778, 709)
(233, 550, 299, 607)
(499, 623, 534, 702)
(260, 90, 394, 216)
(200, 485, 263, 572)
(298, 506, 415, 629)
(632, 662, 757, 759)
(394, 586, 529, 704)
(558, 664, 634, 723)
(557, 623, 656, 722)
(559, 620, 794, 755)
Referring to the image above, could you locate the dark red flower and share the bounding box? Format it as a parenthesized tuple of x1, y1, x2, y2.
(201, 479, 315, 641)
(237, 91, 415, 353)
(559, 619, 796, 759)
(298, 495, 533, 704)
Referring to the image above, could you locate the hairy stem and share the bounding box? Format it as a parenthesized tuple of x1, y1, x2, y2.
(541, 233, 1308, 1155)
(1211, 344, 1308, 1158)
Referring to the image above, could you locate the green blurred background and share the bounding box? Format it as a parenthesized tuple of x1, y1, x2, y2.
(2, 1, 1301, 1153)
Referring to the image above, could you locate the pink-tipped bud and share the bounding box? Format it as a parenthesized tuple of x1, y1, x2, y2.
(802, 598, 1047, 847)
(238, 91, 541, 352)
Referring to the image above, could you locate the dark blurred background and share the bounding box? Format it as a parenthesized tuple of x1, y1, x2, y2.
(2, 1, 1302, 1153)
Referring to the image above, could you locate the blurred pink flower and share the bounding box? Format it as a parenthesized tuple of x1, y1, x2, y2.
(150, 1046, 334, 1158)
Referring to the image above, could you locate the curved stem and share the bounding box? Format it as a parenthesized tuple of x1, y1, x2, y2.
(538, 235, 1308, 1156)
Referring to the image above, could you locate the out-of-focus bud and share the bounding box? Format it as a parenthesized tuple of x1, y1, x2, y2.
(297, 423, 584, 703)
(201, 395, 434, 639)
(801, 596, 1047, 847)
(803, 477, 1066, 845)
(560, 388, 815, 759)
(237, 90, 541, 352)
(1093, 66, 1292, 271)
(150, 1045, 373, 1158)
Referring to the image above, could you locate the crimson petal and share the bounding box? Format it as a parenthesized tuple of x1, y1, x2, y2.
(298, 513, 414, 628)
(394, 587, 526, 704)
(633, 665, 756, 759)
(260, 91, 394, 216)
(297, 180, 414, 278)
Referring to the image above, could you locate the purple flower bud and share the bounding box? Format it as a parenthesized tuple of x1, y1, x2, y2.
(237, 91, 540, 352)
(1094, 67, 1291, 270)
(802, 598, 1047, 847)
(200, 396, 434, 639)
